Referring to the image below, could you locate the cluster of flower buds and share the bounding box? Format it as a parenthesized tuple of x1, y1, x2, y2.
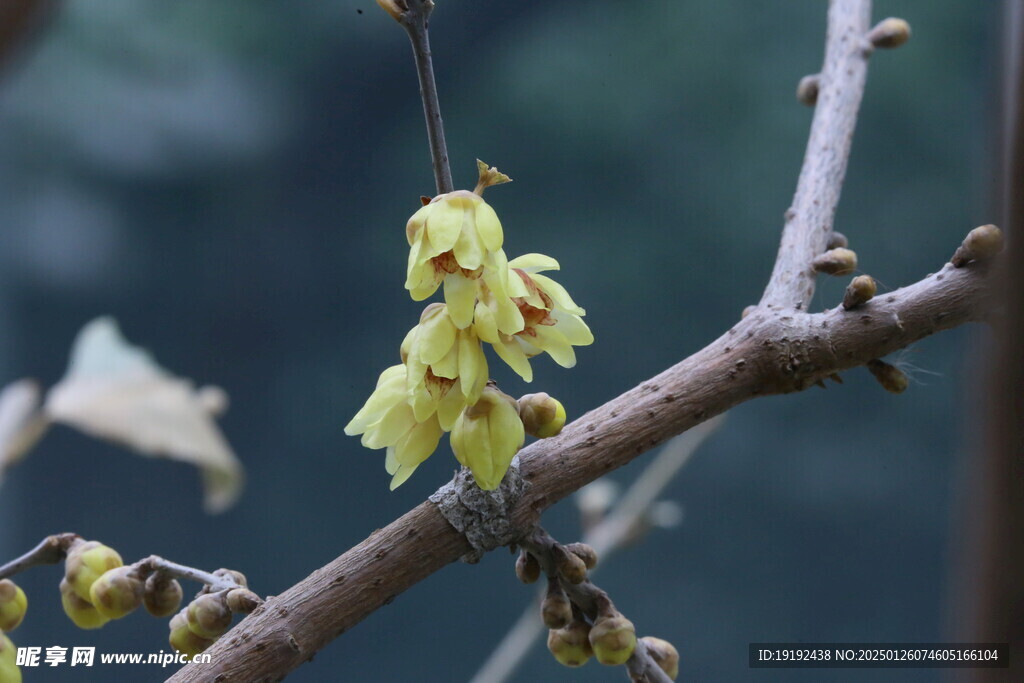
(517, 539, 679, 678)
(169, 570, 258, 658)
(0, 579, 28, 682)
(346, 164, 590, 490)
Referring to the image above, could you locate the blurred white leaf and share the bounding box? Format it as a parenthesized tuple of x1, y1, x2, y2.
(0, 379, 51, 482)
(45, 317, 244, 513)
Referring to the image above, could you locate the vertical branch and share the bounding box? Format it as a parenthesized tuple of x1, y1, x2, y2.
(398, 0, 454, 195)
(759, 0, 873, 309)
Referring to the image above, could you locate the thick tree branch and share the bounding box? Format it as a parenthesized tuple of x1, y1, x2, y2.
(760, 0, 872, 309)
(168, 255, 994, 682)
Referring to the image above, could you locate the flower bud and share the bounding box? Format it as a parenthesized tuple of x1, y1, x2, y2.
(518, 393, 566, 438)
(952, 224, 1003, 267)
(0, 631, 21, 683)
(589, 615, 637, 666)
(868, 18, 911, 49)
(225, 588, 261, 614)
(553, 545, 588, 584)
(64, 541, 123, 602)
(640, 636, 680, 679)
(515, 550, 541, 584)
(143, 575, 183, 618)
(796, 74, 819, 106)
(541, 578, 572, 630)
(547, 620, 593, 668)
(60, 579, 109, 630)
(563, 543, 598, 570)
(842, 275, 876, 310)
(811, 247, 857, 276)
(89, 567, 144, 619)
(866, 359, 908, 394)
(213, 568, 248, 589)
(0, 580, 27, 632)
(827, 231, 849, 250)
(187, 593, 233, 639)
(170, 608, 215, 658)
(375, 0, 407, 22)
(450, 385, 525, 490)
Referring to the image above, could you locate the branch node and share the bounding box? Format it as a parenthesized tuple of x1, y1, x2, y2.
(429, 462, 527, 563)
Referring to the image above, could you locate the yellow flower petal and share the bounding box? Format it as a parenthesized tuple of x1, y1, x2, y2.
(384, 446, 399, 475)
(423, 198, 464, 254)
(453, 219, 485, 270)
(417, 307, 456, 365)
(530, 273, 585, 315)
(362, 402, 415, 449)
(551, 310, 594, 346)
(473, 301, 499, 344)
(507, 253, 559, 273)
(394, 415, 442, 467)
(462, 417, 493, 486)
(431, 339, 459, 379)
(492, 335, 533, 382)
(531, 326, 577, 368)
(444, 273, 477, 330)
(474, 200, 504, 252)
(437, 380, 466, 431)
(389, 462, 420, 490)
(345, 365, 406, 435)
(458, 330, 488, 403)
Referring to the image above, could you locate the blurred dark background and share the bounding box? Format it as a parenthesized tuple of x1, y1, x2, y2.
(0, 1, 1002, 681)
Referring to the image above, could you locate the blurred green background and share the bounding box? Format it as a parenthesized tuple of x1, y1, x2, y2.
(0, 0, 999, 680)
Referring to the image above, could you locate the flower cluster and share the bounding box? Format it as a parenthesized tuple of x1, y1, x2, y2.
(346, 178, 592, 490)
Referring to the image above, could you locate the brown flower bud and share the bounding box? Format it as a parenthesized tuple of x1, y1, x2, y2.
(811, 247, 858, 276)
(563, 543, 598, 570)
(541, 578, 572, 630)
(60, 578, 109, 630)
(842, 275, 877, 310)
(375, 0, 408, 22)
(225, 588, 262, 614)
(143, 575, 183, 618)
(89, 567, 144, 619)
(547, 619, 593, 668)
(515, 550, 541, 584)
(868, 18, 911, 49)
(951, 224, 1003, 267)
(640, 636, 680, 679)
(589, 614, 637, 666)
(187, 593, 233, 639)
(553, 544, 588, 584)
(213, 568, 248, 589)
(866, 359, 908, 394)
(827, 231, 849, 250)
(796, 74, 819, 106)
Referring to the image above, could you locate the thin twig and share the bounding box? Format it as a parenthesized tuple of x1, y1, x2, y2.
(0, 533, 78, 580)
(399, 0, 454, 195)
(133, 556, 247, 594)
(470, 417, 725, 683)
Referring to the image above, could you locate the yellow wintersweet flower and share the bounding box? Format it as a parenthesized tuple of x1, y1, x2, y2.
(450, 385, 525, 490)
(479, 253, 594, 382)
(402, 303, 489, 427)
(344, 364, 444, 490)
(405, 190, 504, 328)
